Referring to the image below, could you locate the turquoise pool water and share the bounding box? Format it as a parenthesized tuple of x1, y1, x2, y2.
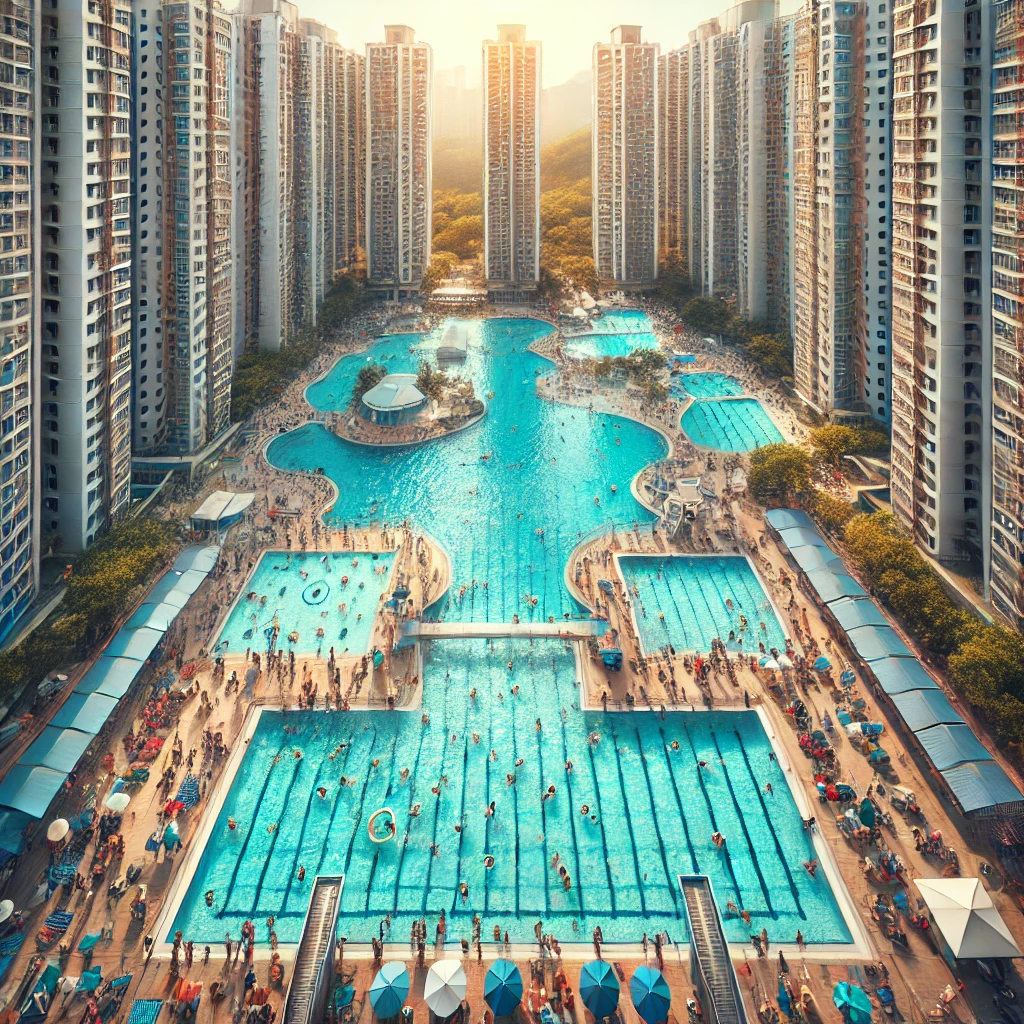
(618, 555, 787, 655)
(170, 638, 850, 946)
(672, 373, 743, 399)
(682, 399, 784, 452)
(562, 310, 661, 360)
(271, 318, 666, 623)
(217, 551, 395, 657)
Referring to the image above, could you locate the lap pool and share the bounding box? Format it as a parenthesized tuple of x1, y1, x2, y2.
(562, 311, 661, 360)
(672, 373, 743, 399)
(168, 638, 850, 948)
(618, 555, 787, 655)
(681, 398, 784, 452)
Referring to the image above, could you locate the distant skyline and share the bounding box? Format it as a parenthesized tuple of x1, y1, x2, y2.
(284, 0, 797, 87)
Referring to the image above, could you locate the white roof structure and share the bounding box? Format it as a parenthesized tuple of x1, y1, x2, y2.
(438, 322, 470, 358)
(190, 491, 254, 529)
(916, 877, 1022, 959)
(362, 374, 426, 412)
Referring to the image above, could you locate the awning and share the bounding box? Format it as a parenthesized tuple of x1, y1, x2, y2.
(126, 602, 180, 632)
(104, 627, 164, 662)
(869, 656, 939, 695)
(74, 657, 140, 700)
(50, 693, 119, 735)
(941, 761, 1024, 816)
(790, 546, 848, 574)
(889, 689, 964, 733)
(172, 545, 220, 574)
(915, 723, 993, 771)
(0, 808, 31, 855)
(0, 765, 67, 818)
(20, 727, 93, 774)
(845, 624, 914, 662)
(777, 526, 832, 551)
(189, 492, 254, 531)
(916, 877, 1022, 959)
(764, 508, 814, 532)
(829, 598, 889, 632)
(804, 565, 868, 603)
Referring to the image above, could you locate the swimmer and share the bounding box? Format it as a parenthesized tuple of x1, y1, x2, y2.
(484, 855, 495, 870)
(317, 787, 327, 799)
(484, 800, 496, 818)
(267, 823, 277, 834)
(506, 773, 516, 786)
(515, 757, 524, 767)
(421, 713, 430, 725)
(764, 783, 773, 797)
(536, 718, 542, 731)
(372, 758, 380, 768)
(670, 740, 680, 751)
(507, 660, 514, 671)
(459, 882, 469, 901)
(472, 732, 480, 744)
(581, 804, 590, 816)
(726, 899, 739, 917)
(409, 803, 421, 817)
(740, 909, 752, 926)
(294, 750, 302, 759)
(511, 684, 520, 696)
(803, 859, 818, 878)
(490, 749, 498, 761)
(297, 866, 306, 882)
(228, 817, 237, 830)
(205, 890, 215, 907)
(400, 768, 410, 782)
(698, 760, 708, 769)
(565, 760, 573, 774)
(469, 688, 477, 700)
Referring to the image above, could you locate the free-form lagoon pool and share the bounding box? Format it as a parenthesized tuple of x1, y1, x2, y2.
(672, 373, 744, 399)
(681, 398, 784, 452)
(169, 638, 850, 947)
(561, 310, 661, 360)
(216, 550, 395, 657)
(618, 555, 787, 655)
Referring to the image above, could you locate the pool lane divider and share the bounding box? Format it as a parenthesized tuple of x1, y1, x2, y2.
(362, 731, 401, 909)
(276, 756, 331, 911)
(633, 729, 681, 917)
(731, 727, 805, 919)
(707, 729, 775, 916)
(534, 688, 553, 915)
(246, 754, 304, 915)
(389, 718, 430, 914)
(310, 740, 356, 881)
(219, 737, 289, 915)
(583, 742, 617, 912)
(608, 727, 649, 916)
(557, 714, 585, 916)
(340, 727, 380, 889)
(657, 727, 699, 874)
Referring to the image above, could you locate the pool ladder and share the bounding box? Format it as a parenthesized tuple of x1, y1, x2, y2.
(679, 875, 749, 1024)
(282, 875, 345, 1024)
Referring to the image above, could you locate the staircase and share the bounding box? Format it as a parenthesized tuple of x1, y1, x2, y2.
(282, 875, 345, 1024)
(679, 875, 748, 1024)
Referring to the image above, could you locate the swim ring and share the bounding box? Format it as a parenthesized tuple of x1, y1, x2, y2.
(368, 807, 396, 844)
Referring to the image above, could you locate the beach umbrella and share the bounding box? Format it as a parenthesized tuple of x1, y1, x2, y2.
(484, 960, 523, 1017)
(778, 654, 793, 670)
(763, 659, 780, 672)
(814, 656, 832, 671)
(777, 979, 791, 1018)
(424, 959, 466, 1019)
(105, 793, 131, 813)
(858, 799, 876, 829)
(369, 962, 409, 1019)
(0, 899, 14, 924)
(630, 966, 670, 1024)
(840, 670, 856, 686)
(163, 820, 180, 850)
(77, 966, 102, 993)
(758, 656, 770, 667)
(833, 982, 873, 1024)
(580, 960, 620, 1020)
(46, 819, 70, 843)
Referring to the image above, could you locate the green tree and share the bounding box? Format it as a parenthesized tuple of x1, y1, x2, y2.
(432, 215, 484, 260)
(748, 443, 813, 505)
(420, 252, 460, 296)
(811, 490, 855, 532)
(317, 275, 365, 334)
(745, 334, 793, 377)
(353, 363, 387, 403)
(550, 255, 598, 295)
(415, 360, 449, 402)
(681, 296, 733, 337)
(809, 424, 862, 469)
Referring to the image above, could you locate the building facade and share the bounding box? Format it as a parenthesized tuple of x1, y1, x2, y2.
(592, 26, 659, 288)
(366, 25, 432, 301)
(482, 25, 541, 302)
(42, 0, 133, 549)
(658, 45, 689, 280)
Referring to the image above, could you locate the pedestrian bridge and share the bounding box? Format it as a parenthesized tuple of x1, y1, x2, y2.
(396, 619, 606, 648)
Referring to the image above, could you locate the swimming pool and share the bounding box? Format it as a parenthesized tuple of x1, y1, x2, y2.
(617, 555, 787, 655)
(217, 551, 395, 657)
(681, 399, 784, 452)
(672, 373, 743, 399)
(270, 318, 666, 624)
(561, 311, 661, 360)
(168, 638, 850, 947)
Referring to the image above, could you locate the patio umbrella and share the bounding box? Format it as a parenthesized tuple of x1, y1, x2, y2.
(814, 656, 832, 671)
(77, 965, 103, 993)
(106, 793, 131, 813)
(833, 982, 873, 1024)
(777, 979, 791, 1018)
(424, 960, 466, 1019)
(630, 966, 670, 1024)
(0, 900, 14, 924)
(580, 961, 619, 1020)
(47, 819, 70, 843)
(763, 659, 780, 672)
(778, 655, 793, 670)
(368, 962, 409, 1019)
(858, 799, 876, 828)
(484, 960, 523, 1017)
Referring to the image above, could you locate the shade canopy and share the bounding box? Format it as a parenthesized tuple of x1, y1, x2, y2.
(190, 491, 254, 531)
(483, 959, 523, 1017)
(829, 597, 889, 632)
(21, 727, 92, 774)
(833, 982, 873, 1024)
(940, 760, 1024, 815)
(105, 793, 131, 813)
(362, 374, 426, 412)
(126, 602, 180, 633)
(916, 877, 1022, 959)
(869, 656, 939, 695)
(845, 624, 913, 662)
(630, 966, 671, 1024)
(104, 627, 164, 662)
(805, 566, 868, 603)
(915, 724, 993, 771)
(74, 657, 140, 700)
(423, 959, 466, 1019)
(579, 960, 620, 1019)
(777, 526, 832, 550)
(49, 692, 118, 734)
(172, 545, 220, 574)
(764, 508, 814, 532)
(0, 765, 67, 818)
(368, 962, 409, 1019)
(889, 689, 964, 733)
(789, 545, 847, 575)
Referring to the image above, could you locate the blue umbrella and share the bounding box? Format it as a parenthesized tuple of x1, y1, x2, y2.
(833, 982, 873, 1024)
(369, 962, 409, 1019)
(484, 960, 523, 1017)
(630, 966, 670, 1024)
(580, 961, 619, 1020)
(777, 979, 791, 1018)
(814, 656, 832, 671)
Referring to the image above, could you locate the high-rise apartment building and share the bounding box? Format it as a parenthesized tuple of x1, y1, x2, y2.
(988, 0, 1020, 626)
(42, 0, 133, 550)
(592, 26, 659, 288)
(658, 46, 689, 280)
(133, 0, 234, 454)
(889, 0, 986, 563)
(482, 25, 541, 303)
(366, 25, 432, 301)
(0, 0, 39, 639)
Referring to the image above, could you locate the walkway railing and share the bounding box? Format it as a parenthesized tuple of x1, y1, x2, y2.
(282, 875, 345, 1024)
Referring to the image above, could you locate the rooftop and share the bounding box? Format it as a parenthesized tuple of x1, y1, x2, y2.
(361, 373, 427, 412)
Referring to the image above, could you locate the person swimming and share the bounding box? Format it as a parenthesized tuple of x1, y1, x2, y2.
(316, 787, 327, 799)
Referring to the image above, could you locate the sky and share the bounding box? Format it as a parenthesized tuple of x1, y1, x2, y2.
(295, 0, 790, 87)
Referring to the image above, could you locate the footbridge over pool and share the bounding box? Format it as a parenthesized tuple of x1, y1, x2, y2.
(396, 618, 607, 648)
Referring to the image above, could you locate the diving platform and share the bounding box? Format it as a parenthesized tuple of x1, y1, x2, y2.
(282, 875, 344, 1024)
(397, 619, 606, 648)
(679, 875, 749, 1024)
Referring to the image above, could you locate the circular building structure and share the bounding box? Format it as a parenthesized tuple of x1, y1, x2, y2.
(360, 374, 428, 425)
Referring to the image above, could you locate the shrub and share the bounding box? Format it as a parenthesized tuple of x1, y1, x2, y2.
(748, 443, 813, 506)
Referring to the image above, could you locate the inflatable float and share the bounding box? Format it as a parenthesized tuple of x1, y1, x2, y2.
(368, 807, 396, 843)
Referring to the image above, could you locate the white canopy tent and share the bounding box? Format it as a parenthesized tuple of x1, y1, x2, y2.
(916, 877, 1022, 959)
(189, 491, 254, 534)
